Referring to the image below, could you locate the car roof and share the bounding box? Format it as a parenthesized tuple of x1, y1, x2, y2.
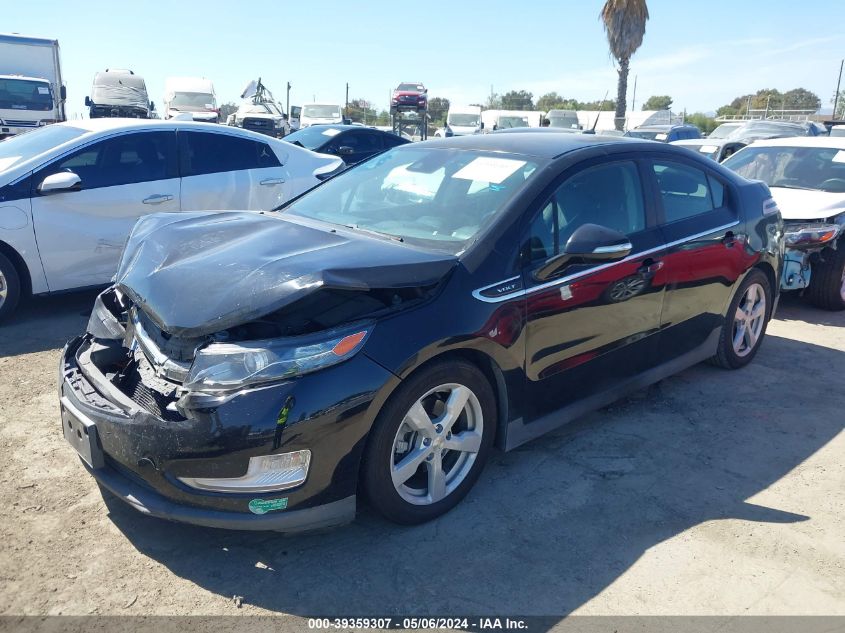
(50, 119, 272, 135)
(418, 131, 643, 158)
(634, 124, 695, 131)
(746, 136, 845, 150)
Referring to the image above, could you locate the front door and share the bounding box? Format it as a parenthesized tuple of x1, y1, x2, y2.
(30, 130, 179, 291)
(522, 158, 668, 422)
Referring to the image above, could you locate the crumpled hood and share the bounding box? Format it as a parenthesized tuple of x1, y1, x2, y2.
(770, 187, 845, 221)
(115, 211, 458, 337)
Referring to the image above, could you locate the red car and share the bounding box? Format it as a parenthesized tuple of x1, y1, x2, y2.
(391, 82, 427, 113)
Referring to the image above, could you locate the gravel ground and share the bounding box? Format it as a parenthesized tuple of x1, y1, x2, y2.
(0, 291, 843, 624)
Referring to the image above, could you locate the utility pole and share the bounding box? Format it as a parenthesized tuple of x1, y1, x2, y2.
(834, 59, 844, 120)
(286, 82, 291, 119)
(630, 74, 637, 112)
(345, 83, 349, 113)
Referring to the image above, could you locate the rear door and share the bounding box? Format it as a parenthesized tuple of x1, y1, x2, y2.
(30, 130, 179, 291)
(178, 130, 288, 211)
(521, 156, 668, 421)
(647, 156, 750, 360)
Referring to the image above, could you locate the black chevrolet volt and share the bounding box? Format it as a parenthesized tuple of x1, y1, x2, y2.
(60, 133, 782, 531)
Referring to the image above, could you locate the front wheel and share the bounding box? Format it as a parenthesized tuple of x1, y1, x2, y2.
(807, 244, 845, 311)
(361, 360, 496, 524)
(0, 252, 21, 322)
(710, 268, 772, 369)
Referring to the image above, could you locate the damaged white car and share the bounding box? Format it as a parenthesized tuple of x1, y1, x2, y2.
(724, 137, 845, 310)
(0, 119, 343, 320)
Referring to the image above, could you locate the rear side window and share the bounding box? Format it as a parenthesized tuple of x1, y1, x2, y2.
(179, 131, 281, 177)
(653, 161, 725, 223)
(35, 131, 177, 191)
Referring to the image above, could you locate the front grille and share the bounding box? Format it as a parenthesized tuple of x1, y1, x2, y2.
(121, 360, 184, 422)
(4, 119, 38, 127)
(242, 117, 275, 136)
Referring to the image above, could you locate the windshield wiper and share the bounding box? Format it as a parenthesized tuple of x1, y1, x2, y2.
(344, 224, 404, 242)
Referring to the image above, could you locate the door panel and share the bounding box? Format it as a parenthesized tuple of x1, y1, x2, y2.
(178, 130, 289, 211)
(649, 158, 753, 360)
(30, 131, 179, 291)
(521, 159, 667, 421)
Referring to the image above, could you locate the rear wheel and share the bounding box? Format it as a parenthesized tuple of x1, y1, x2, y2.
(362, 360, 495, 524)
(0, 252, 21, 322)
(710, 269, 771, 369)
(807, 244, 845, 311)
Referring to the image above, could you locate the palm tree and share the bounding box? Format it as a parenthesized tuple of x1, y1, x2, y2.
(600, 0, 649, 130)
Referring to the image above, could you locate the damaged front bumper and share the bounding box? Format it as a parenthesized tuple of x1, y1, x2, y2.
(780, 222, 843, 291)
(58, 331, 394, 532)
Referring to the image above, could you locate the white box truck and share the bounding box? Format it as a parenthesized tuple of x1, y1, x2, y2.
(481, 110, 540, 132)
(0, 33, 66, 138)
(163, 77, 218, 123)
(437, 104, 483, 137)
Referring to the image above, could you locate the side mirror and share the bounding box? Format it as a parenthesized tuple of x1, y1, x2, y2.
(84, 96, 92, 107)
(480, 122, 485, 130)
(337, 146, 354, 156)
(38, 171, 82, 195)
(60, 86, 67, 100)
(150, 101, 155, 111)
(534, 223, 632, 281)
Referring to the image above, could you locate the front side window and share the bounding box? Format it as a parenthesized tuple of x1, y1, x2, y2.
(36, 132, 176, 190)
(284, 147, 541, 253)
(653, 161, 725, 222)
(528, 161, 646, 261)
(180, 132, 280, 176)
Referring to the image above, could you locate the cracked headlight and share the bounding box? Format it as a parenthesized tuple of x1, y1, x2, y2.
(183, 324, 372, 392)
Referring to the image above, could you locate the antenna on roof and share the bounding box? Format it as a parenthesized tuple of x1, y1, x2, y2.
(589, 91, 610, 134)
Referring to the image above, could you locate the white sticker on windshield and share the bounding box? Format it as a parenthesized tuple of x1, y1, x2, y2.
(322, 128, 342, 137)
(655, 133, 668, 141)
(453, 157, 527, 184)
(833, 150, 845, 163)
(699, 145, 719, 153)
(37, 87, 50, 94)
(0, 156, 22, 171)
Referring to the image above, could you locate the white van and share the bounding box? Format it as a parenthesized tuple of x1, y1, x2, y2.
(437, 105, 483, 137)
(0, 33, 66, 138)
(481, 110, 537, 132)
(300, 103, 343, 128)
(163, 77, 218, 123)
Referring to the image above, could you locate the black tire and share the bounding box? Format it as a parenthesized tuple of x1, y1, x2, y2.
(807, 244, 845, 311)
(710, 268, 772, 369)
(0, 252, 21, 322)
(361, 359, 496, 525)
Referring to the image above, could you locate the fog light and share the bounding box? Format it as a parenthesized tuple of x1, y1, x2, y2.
(177, 450, 311, 493)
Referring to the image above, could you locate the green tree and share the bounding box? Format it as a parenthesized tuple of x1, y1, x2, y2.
(685, 112, 717, 135)
(537, 92, 565, 111)
(218, 102, 238, 121)
(427, 97, 450, 125)
(346, 98, 376, 123)
(485, 93, 501, 110)
(500, 90, 534, 110)
(601, 0, 649, 130)
(835, 90, 845, 118)
(580, 98, 617, 111)
(781, 88, 821, 111)
(642, 95, 672, 110)
(375, 110, 391, 126)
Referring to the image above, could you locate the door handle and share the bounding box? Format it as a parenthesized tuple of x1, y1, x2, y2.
(142, 194, 173, 204)
(636, 259, 664, 279)
(260, 178, 285, 186)
(722, 231, 736, 247)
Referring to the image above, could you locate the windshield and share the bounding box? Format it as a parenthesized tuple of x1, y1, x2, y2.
(448, 113, 480, 127)
(303, 104, 341, 119)
(723, 146, 845, 193)
(548, 116, 579, 129)
(283, 126, 341, 150)
(398, 84, 424, 92)
(283, 147, 542, 253)
(498, 116, 528, 129)
(626, 130, 664, 140)
(170, 92, 215, 111)
(0, 125, 87, 173)
(708, 123, 741, 139)
(0, 78, 53, 111)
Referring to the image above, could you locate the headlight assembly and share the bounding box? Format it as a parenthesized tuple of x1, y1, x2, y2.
(783, 223, 842, 249)
(183, 324, 372, 393)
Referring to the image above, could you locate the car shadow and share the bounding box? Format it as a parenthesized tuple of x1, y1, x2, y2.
(774, 292, 845, 327)
(101, 333, 842, 620)
(0, 289, 99, 357)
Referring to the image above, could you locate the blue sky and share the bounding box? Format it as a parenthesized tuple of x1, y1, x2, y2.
(6, 0, 845, 118)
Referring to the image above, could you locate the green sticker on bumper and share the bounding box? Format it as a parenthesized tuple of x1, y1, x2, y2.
(248, 497, 289, 515)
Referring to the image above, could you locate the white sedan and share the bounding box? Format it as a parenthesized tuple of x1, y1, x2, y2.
(723, 136, 845, 310)
(0, 119, 343, 319)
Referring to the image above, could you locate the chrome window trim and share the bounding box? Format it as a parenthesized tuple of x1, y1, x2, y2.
(472, 220, 740, 304)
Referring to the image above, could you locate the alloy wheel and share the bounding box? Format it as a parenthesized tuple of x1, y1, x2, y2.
(839, 265, 845, 302)
(390, 383, 484, 505)
(732, 282, 766, 357)
(0, 269, 7, 310)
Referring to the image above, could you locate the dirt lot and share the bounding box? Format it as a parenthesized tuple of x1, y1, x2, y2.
(0, 291, 843, 622)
